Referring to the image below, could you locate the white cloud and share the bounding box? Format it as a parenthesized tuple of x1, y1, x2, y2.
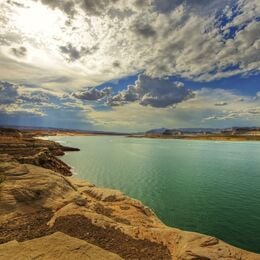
(0, 0, 259, 92)
(0, 104, 46, 117)
(0, 0, 259, 130)
(73, 86, 112, 101)
(0, 81, 59, 116)
(107, 75, 194, 107)
(85, 88, 260, 131)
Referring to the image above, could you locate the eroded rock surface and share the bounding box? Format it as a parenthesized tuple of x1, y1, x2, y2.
(0, 158, 259, 259)
(0, 129, 259, 259)
(0, 232, 122, 260)
(0, 131, 79, 175)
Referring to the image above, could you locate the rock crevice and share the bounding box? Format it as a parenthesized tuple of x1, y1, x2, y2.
(0, 129, 259, 259)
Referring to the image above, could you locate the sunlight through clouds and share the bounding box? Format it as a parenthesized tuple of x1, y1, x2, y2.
(0, 0, 259, 129)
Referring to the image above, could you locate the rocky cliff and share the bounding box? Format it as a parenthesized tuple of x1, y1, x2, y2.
(0, 129, 259, 259)
(0, 131, 79, 176)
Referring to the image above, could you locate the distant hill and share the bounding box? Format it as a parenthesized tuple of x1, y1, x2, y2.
(0, 124, 130, 136)
(145, 127, 260, 136)
(146, 128, 168, 134)
(146, 128, 221, 135)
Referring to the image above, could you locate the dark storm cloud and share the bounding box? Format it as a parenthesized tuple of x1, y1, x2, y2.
(73, 87, 112, 100)
(108, 75, 194, 108)
(60, 43, 99, 62)
(11, 46, 27, 58)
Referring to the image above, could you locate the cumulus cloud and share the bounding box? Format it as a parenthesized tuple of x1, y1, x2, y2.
(73, 86, 112, 100)
(1, 0, 259, 88)
(0, 104, 46, 117)
(0, 0, 260, 130)
(0, 81, 60, 116)
(85, 88, 260, 131)
(72, 75, 194, 108)
(0, 81, 51, 104)
(19, 91, 50, 103)
(107, 75, 194, 108)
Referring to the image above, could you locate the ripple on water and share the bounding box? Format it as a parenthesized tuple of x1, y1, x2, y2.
(51, 136, 260, 253)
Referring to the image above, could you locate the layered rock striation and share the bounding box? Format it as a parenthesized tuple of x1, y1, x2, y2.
(0, 129, 259, 259)
(0, 130, 79, 176)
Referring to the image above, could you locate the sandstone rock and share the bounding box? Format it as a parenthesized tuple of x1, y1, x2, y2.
(83, 187, 125, 202)
(0, 161, 258, 259)
(0, 163, 76, 219)
(74, 195, 88, 206)
(0, 130, 259, 259)
(18, 150, 73, 176)
(0, 232, 122, 260)
(0, 134, 79, 176)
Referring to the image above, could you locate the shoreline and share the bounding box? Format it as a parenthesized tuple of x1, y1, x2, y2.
(2, 126, 260, 142)
(128, 134, 260, 142)
(0, 128, 259, 259)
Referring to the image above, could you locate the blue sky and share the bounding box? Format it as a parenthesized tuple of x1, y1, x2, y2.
(97, 73, 260, 96)
(0, 0, 259, 131)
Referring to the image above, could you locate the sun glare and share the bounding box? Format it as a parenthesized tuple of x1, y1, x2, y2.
(13, 2, 65, 38)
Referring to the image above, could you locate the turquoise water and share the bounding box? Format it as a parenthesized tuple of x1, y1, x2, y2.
(51, 136, 260, 253)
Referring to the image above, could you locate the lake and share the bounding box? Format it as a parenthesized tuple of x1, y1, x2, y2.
(50, 136, 260, 253)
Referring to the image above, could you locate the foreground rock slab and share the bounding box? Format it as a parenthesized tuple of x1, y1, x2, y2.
(0, 232, 122, 260)
(0, 129, 259, 259)
(0, 158, 259, 259)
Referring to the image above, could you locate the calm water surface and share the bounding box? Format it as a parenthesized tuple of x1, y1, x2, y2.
(50, 136, 260, 253)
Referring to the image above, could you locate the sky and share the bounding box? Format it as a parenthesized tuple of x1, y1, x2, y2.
(0, 0, 259, 131)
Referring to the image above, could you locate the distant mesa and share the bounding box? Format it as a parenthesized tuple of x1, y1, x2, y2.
(136, 127, 260, 141)
(146, 127, 260, 136)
